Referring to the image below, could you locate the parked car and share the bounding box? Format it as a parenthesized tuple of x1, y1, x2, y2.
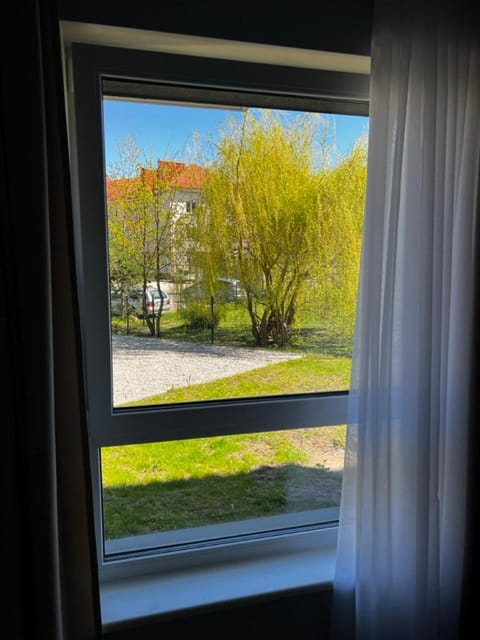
(181, 277, 246, 305)
(111, 284, 172, 318)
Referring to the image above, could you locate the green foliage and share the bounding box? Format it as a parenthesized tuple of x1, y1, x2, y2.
(106, 138, 179, 336)
(179, 300, 224, 329)
(190, 110, 367, 347)
(309, 136, 368, 341)
(107, 116, 367, 344)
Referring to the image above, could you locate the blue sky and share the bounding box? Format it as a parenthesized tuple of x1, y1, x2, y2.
(102, 99, 369, 174)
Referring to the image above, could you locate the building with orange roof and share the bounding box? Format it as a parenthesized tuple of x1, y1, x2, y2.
(106, 160, 208, 302)
(106, 160, 207, 210)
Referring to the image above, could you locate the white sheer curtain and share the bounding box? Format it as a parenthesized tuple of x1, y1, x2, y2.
(331, 2, 480, 639)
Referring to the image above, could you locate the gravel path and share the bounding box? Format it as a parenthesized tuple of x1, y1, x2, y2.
(112, 334, 302, 405)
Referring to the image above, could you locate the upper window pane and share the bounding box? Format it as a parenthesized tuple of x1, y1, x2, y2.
(103, 95, 368, 409)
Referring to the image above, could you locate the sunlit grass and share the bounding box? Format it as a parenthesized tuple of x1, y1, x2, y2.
(102, 426, 346, 538)
(122, 354, 350, 406)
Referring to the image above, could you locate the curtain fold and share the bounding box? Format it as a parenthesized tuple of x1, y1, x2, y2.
(1, 1, 101, 638)
(331, 2, 480, 639)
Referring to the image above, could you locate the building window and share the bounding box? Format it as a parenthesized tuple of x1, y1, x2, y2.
(64, 29, 369, 614)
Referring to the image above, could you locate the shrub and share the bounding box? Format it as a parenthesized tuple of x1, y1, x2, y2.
(180, 301, 224, 329)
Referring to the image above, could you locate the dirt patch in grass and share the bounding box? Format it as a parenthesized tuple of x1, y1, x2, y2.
(244, 427, 346, 509)
(285, 426, 346, 471)
(277, 426, 346, 507)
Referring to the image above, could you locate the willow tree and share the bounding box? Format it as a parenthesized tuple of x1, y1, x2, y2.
(192, 110, 366, 347)
(304, 136, 368, 345)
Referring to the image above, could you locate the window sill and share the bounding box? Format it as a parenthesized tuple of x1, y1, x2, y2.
(100, 526, 337, 632)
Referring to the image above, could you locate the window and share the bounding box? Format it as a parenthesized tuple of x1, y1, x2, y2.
(63, 24, 369, 627)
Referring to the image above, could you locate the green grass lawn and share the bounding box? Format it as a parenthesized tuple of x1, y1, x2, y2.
(123, 354, 350, 406)
(103, 351, 350, 540)
(103, 427, 346, 538)
(112, 303, 354, 357)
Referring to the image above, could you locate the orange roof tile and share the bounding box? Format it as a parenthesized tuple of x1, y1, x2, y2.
(106, 161, 207, 201)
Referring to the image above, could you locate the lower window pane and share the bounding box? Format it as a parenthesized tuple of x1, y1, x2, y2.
(101, 425, 346, 552)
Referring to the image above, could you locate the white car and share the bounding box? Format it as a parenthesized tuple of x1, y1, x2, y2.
(111, 285, 172, 318)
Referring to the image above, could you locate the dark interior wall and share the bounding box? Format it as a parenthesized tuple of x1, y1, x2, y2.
(58, 0, 374, 56)
(57, 2, 373, 637)
(103, 589, 333, 640)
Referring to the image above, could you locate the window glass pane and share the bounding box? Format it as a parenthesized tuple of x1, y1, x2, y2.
(101, 424, 346, 550)
(103, 98, 368, 408)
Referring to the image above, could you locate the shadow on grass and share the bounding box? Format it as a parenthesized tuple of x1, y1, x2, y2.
(103, 462, 343, 539)
(289, 327, 353, 358)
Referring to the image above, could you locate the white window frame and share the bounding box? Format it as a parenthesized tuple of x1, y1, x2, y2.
(62, 21, 369, 630)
